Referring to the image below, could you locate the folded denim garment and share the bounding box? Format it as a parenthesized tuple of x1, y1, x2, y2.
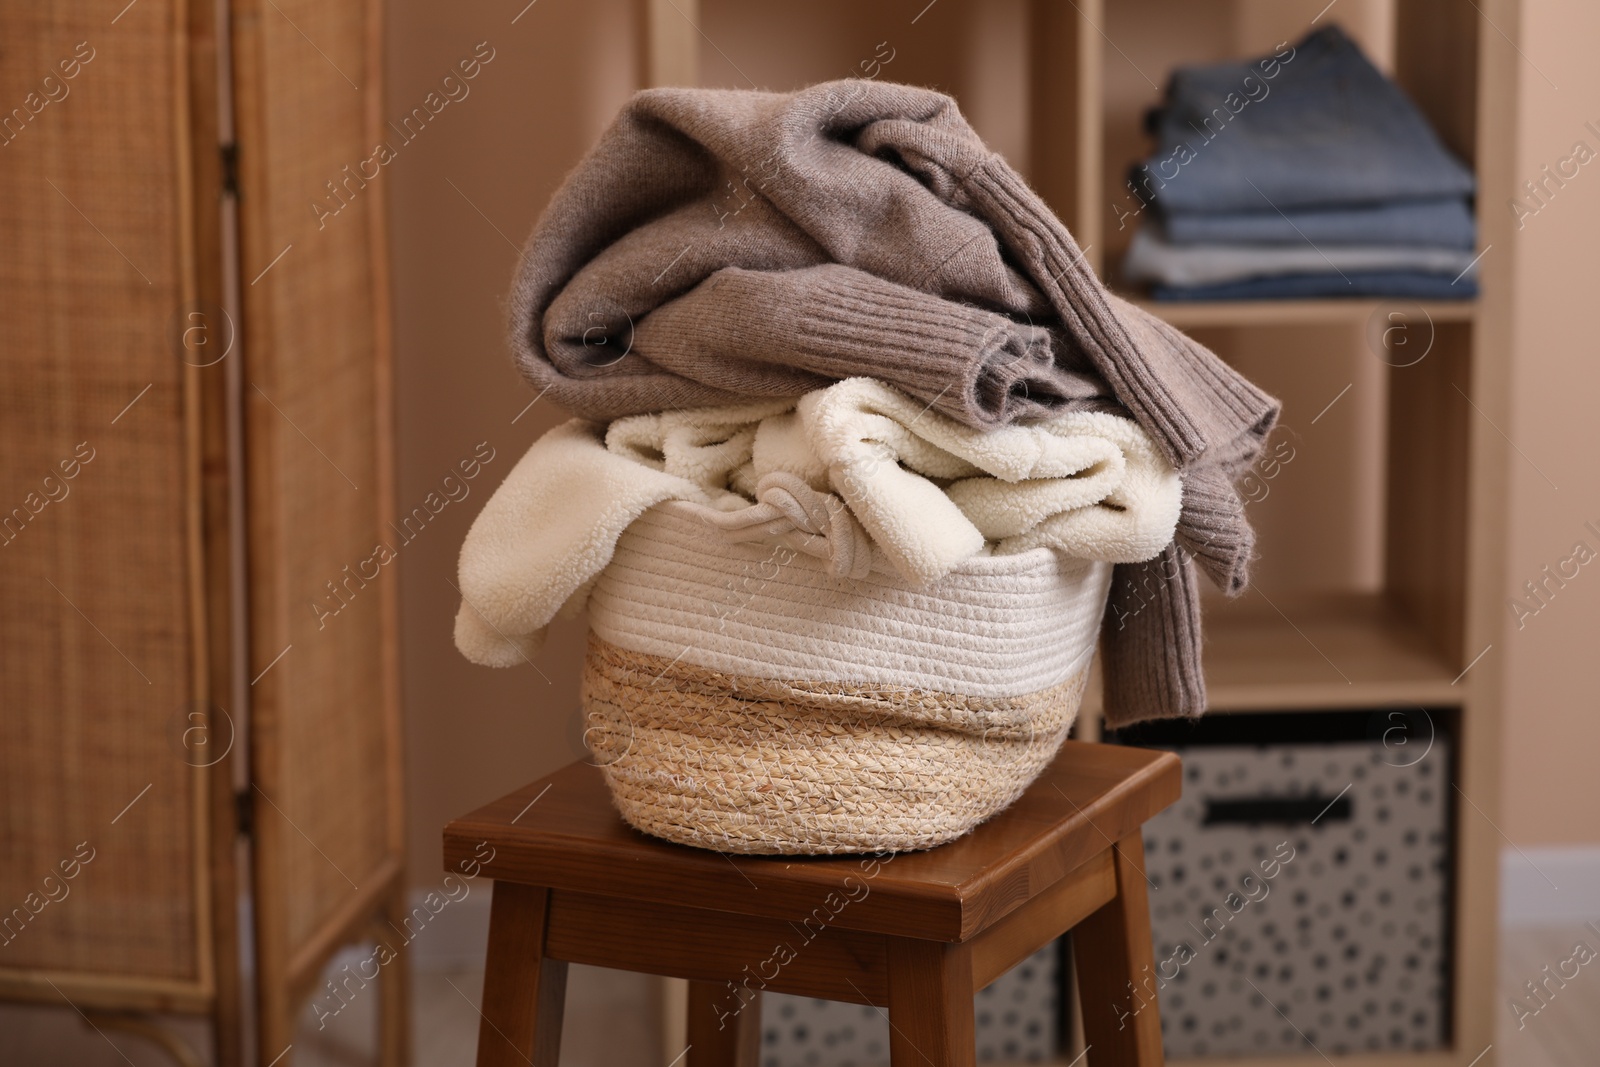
(1137, 25, 1475, 214)
(1159, 197, 1476, 249)
(1123, 227, 1480, 289)
(1151, 270, 1478, 302)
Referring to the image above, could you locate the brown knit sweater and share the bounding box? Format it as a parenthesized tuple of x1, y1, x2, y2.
(506, 80, 1280, 726)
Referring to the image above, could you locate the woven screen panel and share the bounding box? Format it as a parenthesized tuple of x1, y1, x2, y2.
(235, 0, 396, 957)
(0, 1, 201, 981)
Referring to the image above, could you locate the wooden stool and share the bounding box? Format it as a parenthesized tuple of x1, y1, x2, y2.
(443, 739, 1180, 1067)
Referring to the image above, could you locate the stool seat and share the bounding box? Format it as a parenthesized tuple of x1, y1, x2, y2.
(444, 739, 1180, 1067)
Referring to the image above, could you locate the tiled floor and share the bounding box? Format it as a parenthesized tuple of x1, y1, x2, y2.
(3, 926, 1595, 1065)
(0, 963, 660, 1067)
(1494, 923, 1600, 1067)
(292, 962, 662, 1067)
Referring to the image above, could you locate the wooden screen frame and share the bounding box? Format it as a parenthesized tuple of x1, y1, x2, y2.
(0, 0, 232, 1028)
(227, 0, 406, 1060)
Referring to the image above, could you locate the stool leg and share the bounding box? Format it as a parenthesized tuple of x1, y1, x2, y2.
(685, 980, 761, 1066)
(886, 938, 975, 1067)
(476, 882, 567, 1067)
(1073, 832, 1164, 1066)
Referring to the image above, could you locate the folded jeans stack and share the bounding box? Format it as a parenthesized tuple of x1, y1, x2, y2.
(1121, 26, 1480, 301)
(452, 80, 1281, 852)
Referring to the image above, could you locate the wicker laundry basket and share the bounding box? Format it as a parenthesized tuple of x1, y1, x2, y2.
(579, 500, 1113, 855)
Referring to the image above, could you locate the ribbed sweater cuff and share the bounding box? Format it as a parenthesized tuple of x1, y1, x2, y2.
(1176, 465, 1254, 594)
(1100, 549, 1208, 726)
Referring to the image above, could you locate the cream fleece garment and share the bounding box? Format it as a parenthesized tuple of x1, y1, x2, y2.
(454, 378, 1181, 667)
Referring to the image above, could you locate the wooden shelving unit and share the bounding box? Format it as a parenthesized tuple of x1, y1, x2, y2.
(1057, 4, 1517, 1065)
(642, 0, 1517, 1064)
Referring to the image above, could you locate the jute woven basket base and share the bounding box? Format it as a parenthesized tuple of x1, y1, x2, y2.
(580, 634, 1090, 855)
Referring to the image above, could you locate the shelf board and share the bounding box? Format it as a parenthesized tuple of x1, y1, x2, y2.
(1121, 295, 1477, 330)
(1083, 592, 1463, 719)
(1203, 591, 1462, 711)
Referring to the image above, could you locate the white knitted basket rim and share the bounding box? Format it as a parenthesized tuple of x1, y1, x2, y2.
(588, 500, 1113, 699)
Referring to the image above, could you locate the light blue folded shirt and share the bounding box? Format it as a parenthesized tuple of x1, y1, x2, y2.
(1122, 226, 1479, 289)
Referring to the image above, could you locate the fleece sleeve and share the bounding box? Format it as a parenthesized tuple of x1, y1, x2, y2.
(453, 419, 705, 666)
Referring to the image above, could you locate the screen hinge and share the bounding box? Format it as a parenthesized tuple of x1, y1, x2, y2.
(235, 788, 254, 838)
(220, 142, 240, 198)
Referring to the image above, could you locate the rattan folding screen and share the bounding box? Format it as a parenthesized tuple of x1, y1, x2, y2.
(0, 2, 404, 1065)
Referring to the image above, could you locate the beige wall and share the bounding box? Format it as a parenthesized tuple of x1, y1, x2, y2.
(1498, 0, 1600, 845)
(385, 0, 1600, 889)
(386, 0, 639, 885)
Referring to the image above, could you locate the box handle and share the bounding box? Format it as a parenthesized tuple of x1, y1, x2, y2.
(1202, 793, 1351, 826)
